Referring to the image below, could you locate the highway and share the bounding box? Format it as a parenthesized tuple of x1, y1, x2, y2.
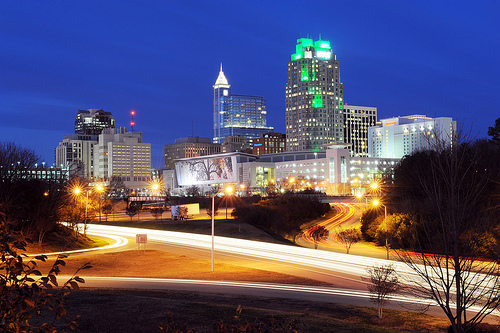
(80, 224, 500, 323)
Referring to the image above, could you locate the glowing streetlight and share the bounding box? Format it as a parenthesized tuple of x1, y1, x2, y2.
(74, 186, 90, 235)
(96, 185, 104, 222)
(225, 186, 233, 219)
(211, 185, 234, 272)
(373, 200, 389, 260)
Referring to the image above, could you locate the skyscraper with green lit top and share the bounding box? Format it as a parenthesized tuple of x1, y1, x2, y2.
(285, 37, 344, 151)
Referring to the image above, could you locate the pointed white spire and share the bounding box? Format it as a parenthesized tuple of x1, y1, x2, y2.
(214, 63, 230, 88)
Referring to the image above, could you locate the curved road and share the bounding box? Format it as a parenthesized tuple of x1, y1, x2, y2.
(75, 224, 499, 323)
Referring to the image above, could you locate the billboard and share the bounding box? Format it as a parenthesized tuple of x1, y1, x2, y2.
(176, 155, 237, 186)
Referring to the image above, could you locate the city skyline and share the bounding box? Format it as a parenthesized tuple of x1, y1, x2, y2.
(1, 1, 499, 168)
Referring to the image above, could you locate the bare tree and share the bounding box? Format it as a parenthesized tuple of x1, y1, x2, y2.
(125, 205, 138, 221)
(150, 207, 165, 221)
(391, 130, 500, 333)
(336, 228, 361, 254)
(365, 265, 400, 318)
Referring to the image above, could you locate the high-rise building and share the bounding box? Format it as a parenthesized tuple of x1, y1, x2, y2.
(94, 127, 151, 188)
(75, 109, 115, 135)
(55, 134, 98, 179)
(55, 109, 115, 179)
(164, 137, 221, 169)
(285, 37, 344, 151)
(368, 115, 456, 159)
(343, 105, 377, 157)
(213, 65, 273, 144)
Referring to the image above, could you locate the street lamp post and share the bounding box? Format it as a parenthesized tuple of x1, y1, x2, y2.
(373, 200, 389, 260)
(74, 187, 90, 235)
(211, 186, 233, 272)
(225, 187, 233, 219)
(96, 185, 104, 222)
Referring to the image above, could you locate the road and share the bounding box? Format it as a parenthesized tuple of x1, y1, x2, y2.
(80, 224, 500, 323)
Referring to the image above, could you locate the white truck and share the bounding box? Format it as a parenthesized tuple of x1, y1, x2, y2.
(170, 203, 200, 220)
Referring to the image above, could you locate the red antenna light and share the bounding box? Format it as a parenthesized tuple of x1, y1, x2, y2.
(130, 110, 135, 131)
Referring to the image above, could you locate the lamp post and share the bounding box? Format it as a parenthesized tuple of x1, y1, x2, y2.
(211, 186, 233, 272)
(96, 185, 104, 222)
(74, 187, 90, 235)
(373, 200, 388, 260)
(225, 186, 233, 219)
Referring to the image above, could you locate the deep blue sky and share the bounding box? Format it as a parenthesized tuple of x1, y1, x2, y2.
(1, 1, 499, 168)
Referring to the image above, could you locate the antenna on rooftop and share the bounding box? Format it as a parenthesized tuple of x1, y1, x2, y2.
(130, 110, 135, 132)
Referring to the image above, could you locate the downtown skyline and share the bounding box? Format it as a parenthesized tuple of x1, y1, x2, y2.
(1, 1, 499, 168)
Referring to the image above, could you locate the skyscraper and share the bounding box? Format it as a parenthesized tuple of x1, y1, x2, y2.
(343, 105, 377, 157)
(75, 109, 115, 135)
(285, 37, 344, 151)
(213, 65, 273, 144)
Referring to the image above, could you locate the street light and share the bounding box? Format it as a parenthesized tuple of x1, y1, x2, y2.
(211, 185, 233, 272)
(225, 186, 233, 219)
(373, 199, 389, 260)
(96, 185, 104, 222)
(356, 193, 368, 209)
(74, 187, 90, 235)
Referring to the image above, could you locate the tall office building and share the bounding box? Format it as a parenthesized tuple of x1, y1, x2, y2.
(75, 109, 115, 135)
(94, 127, 151, 188)
(56, 109, 115, 179)
(285, 37, 344, 151)
(213, 65, 273, 144)
(343, 105, 377, 157)
(368, 115, 456, 159)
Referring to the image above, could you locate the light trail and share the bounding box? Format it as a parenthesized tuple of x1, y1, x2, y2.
(27, 231, 128, 257)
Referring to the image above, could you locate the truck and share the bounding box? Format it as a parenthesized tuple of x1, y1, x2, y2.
(170, 203, 200, 220)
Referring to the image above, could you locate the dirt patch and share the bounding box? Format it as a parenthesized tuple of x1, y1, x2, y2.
(34, 249, 327, 286)
(46, 289, 455, 333)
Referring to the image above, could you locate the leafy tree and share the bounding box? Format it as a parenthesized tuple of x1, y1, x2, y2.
(365, 265, 400, 319)
(336, 228, 361, 254)
(0, 222, 91, 332)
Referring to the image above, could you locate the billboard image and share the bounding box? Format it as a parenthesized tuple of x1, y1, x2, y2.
(176, 156, 236, 186)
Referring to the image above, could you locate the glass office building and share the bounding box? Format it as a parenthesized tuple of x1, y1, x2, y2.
(213, 65, 273, 144)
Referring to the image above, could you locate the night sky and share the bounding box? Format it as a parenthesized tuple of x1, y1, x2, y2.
(1, 1, 499, 168)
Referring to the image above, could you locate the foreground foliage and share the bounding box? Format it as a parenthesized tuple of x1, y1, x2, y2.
(0, 221, 91, 332)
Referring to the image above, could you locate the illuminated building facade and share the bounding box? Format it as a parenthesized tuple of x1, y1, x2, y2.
(285, 37, 344, 151)
(213, 65, 273, 144)
(252, 132, 286, 155)
(368, 115, 456, 158)
(55, 134, 98, 179)
(343, 105, 377, 157)
(94, 127, 151, 188)
(75, 109, 115, 135)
